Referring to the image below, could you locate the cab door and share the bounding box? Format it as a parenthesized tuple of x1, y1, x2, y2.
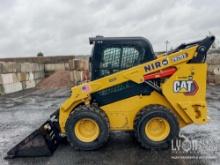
(91, 43, 153, 106)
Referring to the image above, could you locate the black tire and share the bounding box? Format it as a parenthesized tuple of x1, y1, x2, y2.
(65, 105, 110, 150)
(134, 104, 179, 149)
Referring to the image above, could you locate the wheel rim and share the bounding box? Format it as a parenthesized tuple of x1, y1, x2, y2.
(145, 117, 170, 142)
(74, 118, 100, 142)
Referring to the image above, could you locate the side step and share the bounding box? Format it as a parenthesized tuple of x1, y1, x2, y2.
(5, 112, 62, 159)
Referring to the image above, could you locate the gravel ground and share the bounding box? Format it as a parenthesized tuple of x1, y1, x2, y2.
(0, 85, 219, 165)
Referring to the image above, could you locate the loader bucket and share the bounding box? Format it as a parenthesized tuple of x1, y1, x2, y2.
(5, 119, 61, 159)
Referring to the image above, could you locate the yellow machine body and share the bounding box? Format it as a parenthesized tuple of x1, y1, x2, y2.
(6, 36, 214, 158)
(58, 45, 207, 133)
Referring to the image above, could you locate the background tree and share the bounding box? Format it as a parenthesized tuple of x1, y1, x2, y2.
(37, 52, 44, 57)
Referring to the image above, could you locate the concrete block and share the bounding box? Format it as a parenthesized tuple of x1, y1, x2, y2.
(69, 70, 89, 83)
(0, 75, 2, 84)
(72, 59, 82, 70)
(16, 72, 29, 81)
(21, 63, 32, 72)
(36, 72, 44, 79)
(0, 63, 3, 73)
(213, 66, 220, 75)
(21, 81, 26, 89)
(64, 63, 70, 70)
(45, 63, 65, 72)
(2, 82, 23, 94)
(207, 75, 215, 84)
(35, 79, 42, 85)
(214, 75, 220, 84)
(69, 59, 88, 71)
(33, 64, 39, 72)
(208, 74, 220, 84)
(0, 73, 18, 84)
(80, 70, 89, 81)
(25, 80, 36, 89)
(29, 72, 34, 80)
(1, 62, 21, 73)
(84, 60, 89, 71)
(207, 53, 220, 65)
(70, 70, 83, 84)
(21, 63, 44, 72)
(29, 71, 45, 80)
(40, 72, 45, 79)
(45, 64, 53, 71)
(16, 63, 21, 72)
(208, 65, 220, 75)
(69, 60, 74, 70)
(0, 85, 4, 95)
(34, 63, 44, 72)
(54, 63, 65, 71)
(208, 65, 215, 75)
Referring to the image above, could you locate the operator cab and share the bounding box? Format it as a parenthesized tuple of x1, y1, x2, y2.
(89, 36, 155, 80)
(89, 36, 156, 106)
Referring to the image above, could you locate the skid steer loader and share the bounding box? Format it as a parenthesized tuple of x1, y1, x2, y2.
(5, 35, 215, 158)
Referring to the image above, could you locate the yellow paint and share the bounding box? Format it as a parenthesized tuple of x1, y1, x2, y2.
(58, 45, 207, 134)
(162, 64, 207, 124)
(74, 118, 100, 142)
(145, 117, 170, 141)
(101, 92, 186, 130)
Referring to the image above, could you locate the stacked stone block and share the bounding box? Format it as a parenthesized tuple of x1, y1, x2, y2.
(207, 52, 220, 84)
(43, 59, 88, 82)
(0, 62, 45, 95)
(0, 56, 90, 95)
(44, 62, 71, 77)
(68, 59, 89, 85)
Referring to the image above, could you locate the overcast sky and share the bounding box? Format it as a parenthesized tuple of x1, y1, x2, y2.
(0, 0, 219, 57)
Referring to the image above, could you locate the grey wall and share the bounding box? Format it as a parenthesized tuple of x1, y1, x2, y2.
(0, 62, 45, 94)
(0, 56, 89, 95)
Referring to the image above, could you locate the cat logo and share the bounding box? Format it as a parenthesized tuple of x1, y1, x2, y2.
(173, 79, 198, 95)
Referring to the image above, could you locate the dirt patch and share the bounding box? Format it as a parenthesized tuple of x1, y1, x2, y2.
(37, 71, 73, 89)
